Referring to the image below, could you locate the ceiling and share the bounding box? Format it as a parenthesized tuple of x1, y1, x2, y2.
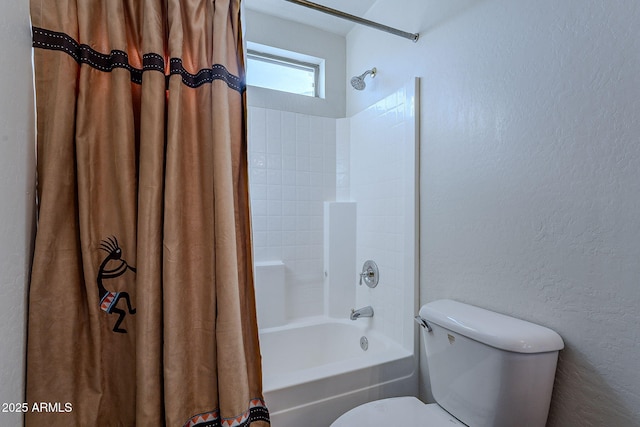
(244, 0, 377, 36)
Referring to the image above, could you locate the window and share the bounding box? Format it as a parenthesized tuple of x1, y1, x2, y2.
(246, 44, 323, 98)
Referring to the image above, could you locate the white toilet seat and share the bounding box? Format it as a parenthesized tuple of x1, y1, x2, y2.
(330, 397, 465, 427)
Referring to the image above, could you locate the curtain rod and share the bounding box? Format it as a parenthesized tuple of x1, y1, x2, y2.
(283, 0, 419, 42)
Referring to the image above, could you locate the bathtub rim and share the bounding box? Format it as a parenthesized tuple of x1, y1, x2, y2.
(258, 316, 415, 394)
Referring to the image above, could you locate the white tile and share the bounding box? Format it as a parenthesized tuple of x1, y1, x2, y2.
(296, 186, 311, 201)
(295, 113, 310, 129)
(309, 116, 323, 135)
(296, 216, 310, 231)
(282, 200, 296, 216)
(297, 246, 311, 261)
(266, 109, 281, 137)
(310, 172, 323, 187)
(310, 244, 323, 259)
(267, 170, 282, 185)
(282, 171, 296, 188)
(267, 186, 282, 201)
(252, 200, 267, 216)
(323, 185, 336, 201)
(268, 216, 282, 231)
(250, 184, 267, 201)
(309, 132, 323, 147)
(282, 185, 296, 201)
(296, 201, 311, 216)
(267, 137, 282, 155)
(265, 246, 282, 261)
(309, 157, 323, 173)
(250, 152, 266, 169)
(295, 171, 310, 187)
(250, 135, 266, 154)
(282, 217, 296, 231)
(253, 231, 267, 248)
(282, 231, 297, 246)
(309, 215, 323, 231)
(296, 156, 310, 171)
(253, 247, 268, 262)
(296, 139, 310, 157)
(309, 231, 323, 246)
(267, 231, 282, 247)
(282, 155, 296, 171)
(281, 111, 296, 140)
(250, 108, 266, 141)
(267, 200, 282, 216)
(282, 246, 297, 261)
(309, 201, 323, 214)
(267, 154, 282, 170)
(295, 231, 310, 246)
(308, 186, 323, 200)
(325, 171, 337, 189)
(282, 138, 296, 156)
(251, 215, 267, 232)
(250, 168, 267, 185)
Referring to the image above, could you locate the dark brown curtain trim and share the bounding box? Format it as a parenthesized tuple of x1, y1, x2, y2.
(169, 59, 244, 92)
(32, 26, 245, 92)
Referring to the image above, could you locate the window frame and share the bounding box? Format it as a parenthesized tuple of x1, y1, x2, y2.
(246, 49, 321, 98)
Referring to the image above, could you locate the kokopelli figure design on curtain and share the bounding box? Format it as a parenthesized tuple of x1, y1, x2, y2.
(97, 236, 137, 333)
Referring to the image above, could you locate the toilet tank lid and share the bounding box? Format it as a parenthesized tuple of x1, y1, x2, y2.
(419, 299, 564, 353)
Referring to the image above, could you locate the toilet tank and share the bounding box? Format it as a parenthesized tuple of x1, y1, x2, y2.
(419, 300, 564, 427)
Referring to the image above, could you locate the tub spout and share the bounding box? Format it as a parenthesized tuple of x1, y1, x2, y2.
(350, 306, 374, 320)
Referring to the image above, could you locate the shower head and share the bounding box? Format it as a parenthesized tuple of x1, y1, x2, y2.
(350, 67, 377, 90)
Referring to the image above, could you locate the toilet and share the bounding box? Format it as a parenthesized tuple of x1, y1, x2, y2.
(331, 299, 564, 427)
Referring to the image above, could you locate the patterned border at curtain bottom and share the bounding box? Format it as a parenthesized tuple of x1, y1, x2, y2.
(183, 399, 270, 427)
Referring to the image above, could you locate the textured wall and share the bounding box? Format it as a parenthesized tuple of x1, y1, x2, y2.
(347, 0, 640, 425)
(0, 0, 35, 425)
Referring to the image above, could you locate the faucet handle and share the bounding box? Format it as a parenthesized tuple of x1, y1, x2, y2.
(359, 269, 374, 285)
(359, 260, 379, 288)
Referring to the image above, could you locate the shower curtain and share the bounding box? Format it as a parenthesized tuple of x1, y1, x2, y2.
(26, 0, 269, 426)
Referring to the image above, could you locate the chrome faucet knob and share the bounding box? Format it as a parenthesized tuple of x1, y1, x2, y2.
(358, 260, 379, 288)
(359, 269, 373, 285)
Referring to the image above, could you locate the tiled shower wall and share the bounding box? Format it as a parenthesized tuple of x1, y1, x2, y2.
(349, 81, 417, 347)
(248, 106, 336, 320)
(248, 82, 416, 334)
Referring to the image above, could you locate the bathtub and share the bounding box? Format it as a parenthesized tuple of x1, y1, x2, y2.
(259, 317, 417, 427)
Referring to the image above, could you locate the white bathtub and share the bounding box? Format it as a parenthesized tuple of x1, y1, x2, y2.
(259, 317, 417, 427)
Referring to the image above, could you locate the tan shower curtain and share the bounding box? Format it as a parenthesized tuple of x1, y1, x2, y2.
(26, 1, 269, 426)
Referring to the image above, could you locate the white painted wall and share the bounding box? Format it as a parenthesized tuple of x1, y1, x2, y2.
(0, 0, 36, 425)
(245, 9, 346, 118)
(347, 0, 640, 425)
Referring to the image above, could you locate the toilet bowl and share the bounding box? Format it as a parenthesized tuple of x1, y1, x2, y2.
(331, 397, 462, 427)
(331, 299, 564, 427)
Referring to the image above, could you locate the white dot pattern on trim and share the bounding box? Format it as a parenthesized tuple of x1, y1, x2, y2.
(33, 27, 245, 92)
